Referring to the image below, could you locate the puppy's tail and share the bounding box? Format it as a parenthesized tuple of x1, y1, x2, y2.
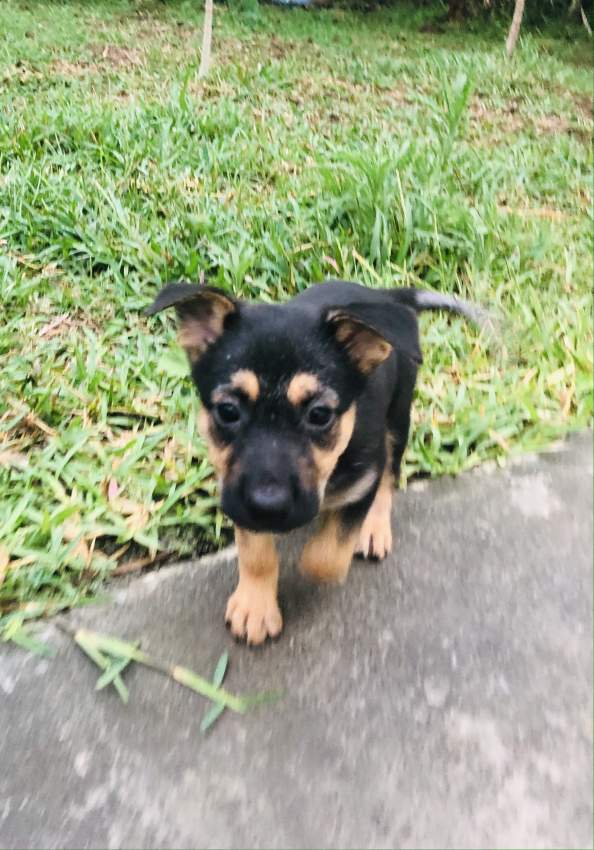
(392, 287, 492, 331)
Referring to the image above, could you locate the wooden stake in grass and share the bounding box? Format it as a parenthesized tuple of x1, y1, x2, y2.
(506, 0, 526, 58)
(198, 0, 214, 80)
(581, 5, 593, 38)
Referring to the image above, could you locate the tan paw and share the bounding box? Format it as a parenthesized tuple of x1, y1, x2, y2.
(225, 582, 283, 645)
(355, 511, 393, 560)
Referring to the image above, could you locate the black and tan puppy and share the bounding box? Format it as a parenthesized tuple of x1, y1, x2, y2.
(147, 279, 481, 645)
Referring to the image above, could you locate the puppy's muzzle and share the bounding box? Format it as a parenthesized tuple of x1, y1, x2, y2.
(222, 468, 318, 534)
(245, 479, 292, 523)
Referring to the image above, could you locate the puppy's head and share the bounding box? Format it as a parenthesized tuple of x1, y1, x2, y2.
(147, 282, 420, 534)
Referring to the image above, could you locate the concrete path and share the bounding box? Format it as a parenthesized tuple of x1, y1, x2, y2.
(1, 433, 592, 850)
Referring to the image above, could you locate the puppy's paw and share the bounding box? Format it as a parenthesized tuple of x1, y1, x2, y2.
(225, 582, 283, 645)
(355, 510, 393, 561)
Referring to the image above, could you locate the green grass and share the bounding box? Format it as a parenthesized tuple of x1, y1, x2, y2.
(1, 0, 592, 614)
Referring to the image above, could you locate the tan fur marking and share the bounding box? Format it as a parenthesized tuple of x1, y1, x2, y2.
(300, 512, 359, 584)
(286, 372, 320, 406)
(197, 407, 231, 477)
(355, 461, 394, 560)
(297, 454, 317, 493)
(210, 387, 228, 405)
(177, 293, 235, 363)
(178, 320, 205, 363)
(230, 369, 260, 402)
(225, 528, 282, 644)
(311, 403, 356, 497)
(329, 313, 393, 375)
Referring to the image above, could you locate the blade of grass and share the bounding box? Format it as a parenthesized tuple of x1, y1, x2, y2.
(171, 664, 247, 713)
(200, 650, 229, 733)
(6, 625, 56, 657)
(70, 627, 256, 713)
(200, 702, 226, 733)
(240, 690, 285, 708)
(211, 650, 229, 688)
(95, 655, 135, 691)
(73, 629, 130, 703)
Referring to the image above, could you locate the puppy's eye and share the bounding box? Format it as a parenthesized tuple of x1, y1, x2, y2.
(213, 401, 241, 427)
(306, 405, 334, 429)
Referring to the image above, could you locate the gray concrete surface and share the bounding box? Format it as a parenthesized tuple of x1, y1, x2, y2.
(1, 432, 592, 850)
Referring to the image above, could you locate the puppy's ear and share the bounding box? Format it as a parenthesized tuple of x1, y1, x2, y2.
(146, 282, 237, 363)
(325, 301, 422, 374)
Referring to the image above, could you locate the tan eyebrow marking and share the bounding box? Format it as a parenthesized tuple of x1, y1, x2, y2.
(286, 372, 320, 406)
(230, 369, 260, 402)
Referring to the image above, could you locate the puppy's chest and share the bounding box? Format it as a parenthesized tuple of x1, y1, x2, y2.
(322, 465, 378, 511)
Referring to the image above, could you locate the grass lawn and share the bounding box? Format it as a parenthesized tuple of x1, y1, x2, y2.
(0, 0, 592, 616)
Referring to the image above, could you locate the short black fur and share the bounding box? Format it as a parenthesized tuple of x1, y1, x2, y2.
(148, 279, 480, 536)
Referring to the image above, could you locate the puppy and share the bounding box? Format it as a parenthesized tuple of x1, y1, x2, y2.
(147, 279, 482, 645)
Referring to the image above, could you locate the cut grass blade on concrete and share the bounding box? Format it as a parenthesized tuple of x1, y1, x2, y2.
(0, 609, 57, 657)
(2, 623, 56, 658)
(200, 650, 229, 733)
(61, 625, 280, 718)
(72, 628, 131, 704)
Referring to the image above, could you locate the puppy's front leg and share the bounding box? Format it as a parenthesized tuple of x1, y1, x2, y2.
(299, 511, 359, 584)
(355, 461, 393, 560)
(225, 528, 283, 645)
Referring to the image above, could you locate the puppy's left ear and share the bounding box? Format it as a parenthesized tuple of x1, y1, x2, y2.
(325, 301, 422, 375)
(146, 282, 237, 363)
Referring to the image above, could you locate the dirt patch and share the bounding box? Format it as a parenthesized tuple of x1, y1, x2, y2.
(497, 203, 573, 222)
(37, 313, 94, 341)
(535, 111, 590, 144)
(469, 96, 525, 133)
(215, 36, 252, 66)
(468, 95, 588, 141)
(135, 20, 199, 44)
(2, 61, 43, 85)
(535, 113, 570, 135)
(268, 35, 297, 61)
(573, 92, 592, 118)
(89, 44, 145, 69)
(50, 59, 98, 78)
(381, 85, 413, 108)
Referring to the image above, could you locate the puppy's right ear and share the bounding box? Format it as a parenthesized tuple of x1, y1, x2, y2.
(146, 283, 237, 363)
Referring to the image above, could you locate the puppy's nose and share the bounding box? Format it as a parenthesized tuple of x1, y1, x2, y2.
(246, 481, 291, 517)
